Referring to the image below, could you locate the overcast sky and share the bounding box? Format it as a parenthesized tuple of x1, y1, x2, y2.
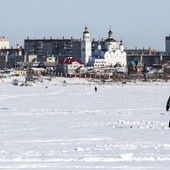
(1, 0, 170, 51)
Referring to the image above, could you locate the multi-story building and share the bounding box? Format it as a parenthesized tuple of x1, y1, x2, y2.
(126, 48, 170, 67)
(0, 37, 24, 69)
(24, 37, 81, 61)
(0, 37, 10, 49)
(166, 35, 170, 55)
(0, 45, 24, 56)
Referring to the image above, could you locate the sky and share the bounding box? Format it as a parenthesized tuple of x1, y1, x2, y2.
(1, 0, 170, 51)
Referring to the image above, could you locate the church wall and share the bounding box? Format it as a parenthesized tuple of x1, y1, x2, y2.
(81, 27, 127, 67)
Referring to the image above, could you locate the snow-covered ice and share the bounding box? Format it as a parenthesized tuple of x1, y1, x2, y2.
(0, 76, 170, 169)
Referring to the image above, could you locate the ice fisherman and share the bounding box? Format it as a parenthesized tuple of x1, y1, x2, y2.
(166, 96, 170, 111)
(95, 86, 97, 92)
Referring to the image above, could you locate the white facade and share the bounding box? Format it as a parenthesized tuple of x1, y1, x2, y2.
(91, 49, 127, 67)
(64, 61, 84, 74)
(81, 27, 91, 64)
(81, 27, 127, 67)
(46, 56, 55, 62)
(27, 55, 37, 63)
(0, 37, 10, 49)
(59, 57, 85, 74)
(91, 29, 127, 67)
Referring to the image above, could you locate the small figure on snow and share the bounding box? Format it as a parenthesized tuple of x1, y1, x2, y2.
(94, 86, 97, 92)
(166, 96, 170, 111)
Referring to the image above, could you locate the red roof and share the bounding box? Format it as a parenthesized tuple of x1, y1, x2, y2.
(58, 57, 83, 65)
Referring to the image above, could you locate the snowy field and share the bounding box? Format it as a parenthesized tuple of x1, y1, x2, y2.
(0, 77, 170, 169)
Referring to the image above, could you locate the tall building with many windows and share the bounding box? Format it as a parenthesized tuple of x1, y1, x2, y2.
(24, 37, 81, 61)
(166, 35, 170, 55)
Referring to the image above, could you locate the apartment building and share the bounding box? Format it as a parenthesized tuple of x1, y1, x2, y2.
(166, 35, 170, 55)
(24, 37, 81, 60)
(0, 37, 10, 49)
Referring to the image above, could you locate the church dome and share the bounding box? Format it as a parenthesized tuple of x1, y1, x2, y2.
(107, 28, 116, 42)
(83, 27, 89, 34)
(107, 37, 116, 42)
(108, 29, 113, 36)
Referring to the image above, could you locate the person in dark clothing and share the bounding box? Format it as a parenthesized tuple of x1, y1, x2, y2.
(166, 96, 170, 111)
(94, 86, 97, 92)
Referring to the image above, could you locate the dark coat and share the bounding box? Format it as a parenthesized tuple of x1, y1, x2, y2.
(166, 96, 170, 111)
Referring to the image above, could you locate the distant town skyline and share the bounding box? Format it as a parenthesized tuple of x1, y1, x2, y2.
(1, 0, 170, 51)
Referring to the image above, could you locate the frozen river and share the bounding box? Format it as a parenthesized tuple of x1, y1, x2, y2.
(0, 77, 169, 169)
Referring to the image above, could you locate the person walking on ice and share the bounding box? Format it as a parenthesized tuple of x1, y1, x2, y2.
(166, 96, 170, 111)
(94, 86, 97, 92)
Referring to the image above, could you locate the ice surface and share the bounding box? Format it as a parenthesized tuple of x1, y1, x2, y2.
(0, 76, 169, 169)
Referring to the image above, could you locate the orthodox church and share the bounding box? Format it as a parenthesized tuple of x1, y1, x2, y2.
(81, 27, 127, 67)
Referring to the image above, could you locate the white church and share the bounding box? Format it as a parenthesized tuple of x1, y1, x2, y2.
(81, 27, 127, 67)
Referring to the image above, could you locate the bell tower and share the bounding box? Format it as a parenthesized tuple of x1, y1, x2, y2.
(81, 27, 91, 64)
